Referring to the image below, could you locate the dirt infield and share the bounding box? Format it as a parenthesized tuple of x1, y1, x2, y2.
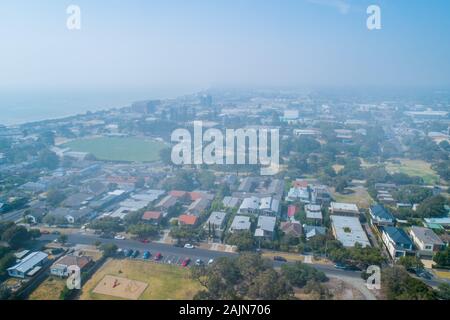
(93, 275, 148, 300)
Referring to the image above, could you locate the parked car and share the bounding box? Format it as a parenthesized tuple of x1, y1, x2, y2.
(143, 251, 151, 259)
(184, 244, 195, 249)
(114, 235, 126, 240)
(100, 232, 114, 239)
(334, 263, 360, 271)
(154, 252, 162, 261)
(208, 259, 214, 265)
(181, 258, 191, 267)
(132, 250, 140, 258)
(417, 270, 433, 280)
(273, 256, 287, 262)
(195, 259, 204, 266)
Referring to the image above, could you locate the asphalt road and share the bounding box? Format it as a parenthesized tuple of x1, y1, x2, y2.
(39, 233, 364, 279)
(38, 233, 447, 292)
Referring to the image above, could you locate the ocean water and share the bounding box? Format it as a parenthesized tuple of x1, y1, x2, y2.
(0, 88, 191, 126)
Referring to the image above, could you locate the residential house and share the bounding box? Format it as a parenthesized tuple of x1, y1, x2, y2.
(380, 226, 415, 260)
(305, 204, 323, 225)
(229, 216, 251, 233)
(238, 196, 279, 216)
(178, 214, 198, 227)
(7, 251, 48, 278)
(51, 255, 93, 277)
(280, 221, 302, 238)
(255, 216, 277, 240)
(204, 212, 228, 237)
(287, 187, 310, 203)
(142, 211, 163, 225)
(303, 225, 327, 240)
(222, 196, 241, 209)
(409, 226, 445, 257)
(329, 202, 360, 217)
(369, 204, 395, 226)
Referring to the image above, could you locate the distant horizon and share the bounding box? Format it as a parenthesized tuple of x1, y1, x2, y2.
(1, 84, 449, 127)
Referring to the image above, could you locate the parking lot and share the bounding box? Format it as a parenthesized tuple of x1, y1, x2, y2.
(117, 248, 213, 267)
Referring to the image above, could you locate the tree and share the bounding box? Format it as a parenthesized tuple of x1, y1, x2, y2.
(0, 253, 16, 277)
(436, 283, 450, 300)
(0, 286, 12, 300)
(47, 189, 66, 207)
(433, 247, 450, 268)
(382, 266, 436, 300)
(1, 225, 31, 249)
(88, 217, 124, 234)
(58, 234, 68, 245)
(247, 269, 293, 300)
(281, 262, 328, 288)
(100, 243, 118, 257)
(29, 229, 41, 239)
(398, 256, 424, 271)
(38, 150, 59, 170)
(416, 195, 449, 218)
(134, 177, 146, 189)
(191, 253, 294, 300)
(226, 231, 255, 251)
(127, 224, 159, 239)
(159, 148, 173, 166)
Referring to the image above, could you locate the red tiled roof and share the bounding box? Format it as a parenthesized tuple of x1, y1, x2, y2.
(169, 190, 188, 198)
(178, 214, 198, 226)
(293, 180, 308, 188)
(142, 211, 162, 221)
(288, 205, 297, 217)
(189, 192, 205, 201)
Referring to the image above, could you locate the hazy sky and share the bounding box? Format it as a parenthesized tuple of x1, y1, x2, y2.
(1, 0, 450, 92)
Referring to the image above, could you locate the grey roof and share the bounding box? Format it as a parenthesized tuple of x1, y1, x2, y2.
(205, 211, 227, 227)
(303, 225, 326, 239)
(63, 193, 92, 208)
(230, 215, 251, 231)
(256, 216, 276, 232)
(331, 215, 371, 248)
(410, 226, 444, 246)
(222, 196, 240, 208)
(8, 251, 48, 274)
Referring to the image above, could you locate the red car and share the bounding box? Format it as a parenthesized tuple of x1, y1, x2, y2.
(140, 239, 150, 244)
(181, 258, 191, 267)
(41, 230, 50, 235)
(154, 252, 162, 261)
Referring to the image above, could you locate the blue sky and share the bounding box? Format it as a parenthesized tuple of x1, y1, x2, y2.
(1, 0, 449, 92)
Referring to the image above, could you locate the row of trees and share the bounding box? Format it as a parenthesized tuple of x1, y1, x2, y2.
(191, 253, 330, 300)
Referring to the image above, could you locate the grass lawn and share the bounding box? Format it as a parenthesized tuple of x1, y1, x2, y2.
(63, 137, 167, 162)
(434, 270, 450, 281)
(80, 259, 203, 300)
(386, 159, 440, 185)
(331, 186, 375, 209)
(29, 277, 67, 300)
